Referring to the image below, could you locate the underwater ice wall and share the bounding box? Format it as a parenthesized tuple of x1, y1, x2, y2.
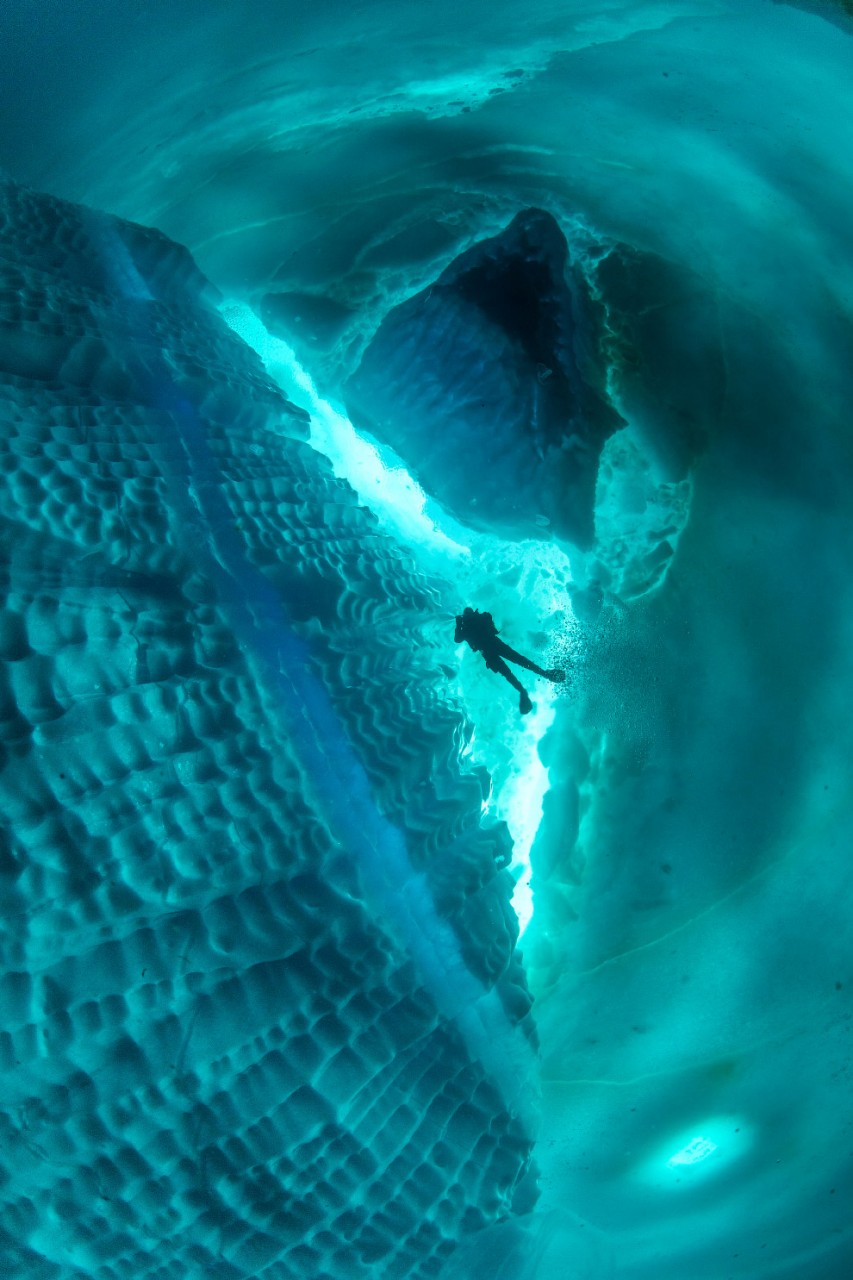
(3, 1, 853, 1278)
(0, 179, 538, 1279)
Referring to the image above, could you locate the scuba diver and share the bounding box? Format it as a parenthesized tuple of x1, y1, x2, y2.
(454, 606, 565, 715)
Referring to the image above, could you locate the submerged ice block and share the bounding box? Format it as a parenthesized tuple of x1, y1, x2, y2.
(0, 179, 537, 1280)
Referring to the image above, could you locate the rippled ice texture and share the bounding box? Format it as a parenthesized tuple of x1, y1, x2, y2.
(2, 2, 853, 1278)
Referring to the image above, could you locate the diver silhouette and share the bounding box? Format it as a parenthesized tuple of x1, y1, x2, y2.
(454, 606, 565, 715)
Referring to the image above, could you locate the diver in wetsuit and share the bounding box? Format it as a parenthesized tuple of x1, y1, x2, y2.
(454, 606, 565, 715)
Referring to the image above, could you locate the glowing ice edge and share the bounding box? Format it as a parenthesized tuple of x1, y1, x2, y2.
(222, 303, 569, 937)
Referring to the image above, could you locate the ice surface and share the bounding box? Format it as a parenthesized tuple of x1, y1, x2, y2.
(0, 179, 536, 1278)
(345, 208, 623, 547)
(2, 2, 853, 1278)
(773, 0, 853, 31)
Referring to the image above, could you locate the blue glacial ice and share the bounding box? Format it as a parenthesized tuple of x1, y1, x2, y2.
(1, 2, 853, 1278)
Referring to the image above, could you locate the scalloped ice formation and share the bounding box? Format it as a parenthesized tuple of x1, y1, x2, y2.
(0, 178, 539, 1279)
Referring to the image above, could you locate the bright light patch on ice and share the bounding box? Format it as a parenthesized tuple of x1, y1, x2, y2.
(667, 1136, 718, 1168)
(513, 879, 535, 937)
(221, 304, 469, 560)
(505, 700, 555, 936)
(467, 698, 551, 936)
(635, 1117, 752, 1191)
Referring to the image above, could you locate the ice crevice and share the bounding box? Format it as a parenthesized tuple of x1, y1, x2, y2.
(223, 301, 570, 941)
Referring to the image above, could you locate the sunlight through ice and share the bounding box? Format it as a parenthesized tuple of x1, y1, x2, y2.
(221, 305, 468, 559)
(221, 303, 568, 935)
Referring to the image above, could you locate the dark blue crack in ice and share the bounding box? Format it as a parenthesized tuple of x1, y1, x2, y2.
(1, 2, 853, 1278)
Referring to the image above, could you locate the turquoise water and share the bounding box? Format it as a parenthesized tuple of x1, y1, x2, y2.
(1, 2, 852, 1277)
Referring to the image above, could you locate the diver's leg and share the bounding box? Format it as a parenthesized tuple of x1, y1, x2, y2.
(496, 640, 564, 682)
(489, 655, 533, 714)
